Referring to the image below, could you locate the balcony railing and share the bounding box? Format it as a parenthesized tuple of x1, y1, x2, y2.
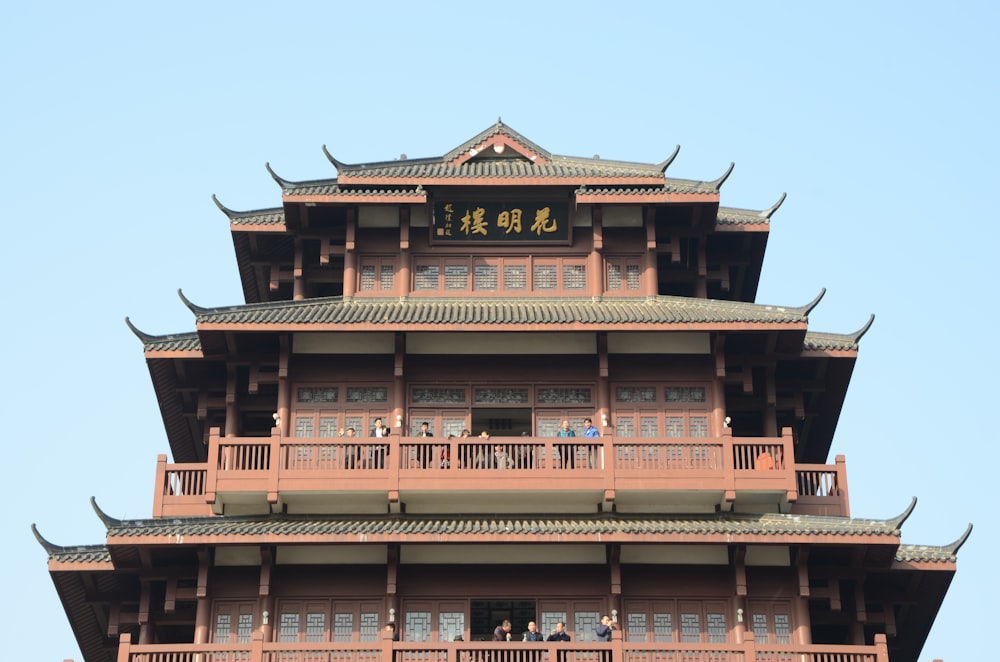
(115, 632, 889, 662)
(152, 429, 849, 518)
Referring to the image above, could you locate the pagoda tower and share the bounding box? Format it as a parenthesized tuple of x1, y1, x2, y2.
(37, 121, 968, 662)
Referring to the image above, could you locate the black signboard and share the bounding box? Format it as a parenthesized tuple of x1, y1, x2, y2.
(433, 201, 570, 242)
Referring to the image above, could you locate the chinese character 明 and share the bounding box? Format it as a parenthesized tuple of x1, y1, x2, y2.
(530, 206, 558, 235)
(497, 209, 523, 235)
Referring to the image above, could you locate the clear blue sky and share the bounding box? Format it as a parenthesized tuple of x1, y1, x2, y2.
(3, 2, 995, 660)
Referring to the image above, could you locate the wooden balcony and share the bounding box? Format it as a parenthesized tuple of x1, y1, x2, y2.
(152, 428, 850, 518)
(115, 632, 890, 662)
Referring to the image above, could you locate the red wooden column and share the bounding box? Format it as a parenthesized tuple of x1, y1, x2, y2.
(343, 208, 357, 297)
(643, 207, 658, 295)
(589, 206, 603, 298)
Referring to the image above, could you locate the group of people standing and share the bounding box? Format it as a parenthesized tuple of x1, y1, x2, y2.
(492, 616, 616, 642)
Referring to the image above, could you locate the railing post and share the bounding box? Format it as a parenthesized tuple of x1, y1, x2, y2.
(741, 629, 756, 662)
(780, 427, 797, 504)
(115, 634, 131, 662)
(152, 454, 167, 518)
(835, 454, 850, 518)
(874, 633, 889, 662)
(267, 427, 281, 504)
(722, 426, 736, 504)
(251, 630, 265, 662)
(205, 427, 221, 504)
(611, 625, 623, 662)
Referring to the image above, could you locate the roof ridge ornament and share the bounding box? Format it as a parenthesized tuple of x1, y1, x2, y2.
(709, 162, 735, 191)
(851, 314, 876, 344)
(265, 162, 296, 189)
(944, 523, 974, 555)
(178, 289, 211, 315)
(211, 194, 237, 219)
(657, 145, 681, 174)
(91, 496, 123, 530)
(124, 317, 158, 344)
(761, 192, 787, 219)
(797, 288, 827, 316)
(885, 496, 918, 531)
(31, 523, 61, 555)
(321, 144, 346, 173)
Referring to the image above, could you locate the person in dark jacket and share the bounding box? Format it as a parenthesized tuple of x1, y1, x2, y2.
(546, 621, 571, 641)
(523, 621, 545, 641)
(595, 615, 616, 642)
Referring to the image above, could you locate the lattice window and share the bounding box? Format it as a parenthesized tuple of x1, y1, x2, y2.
(319, 416, 338, 438)
(575, 612, 600, 642)
(504, 264, 527, 290)
(563, 263, 587, 290)
(537, 387, 592, 404)
(412, 388, 467, 404)
(279, 613, 300, 642)
(680, 613, 700, 643)
(640, 416, 659, 437)
(360, 612, 380, 642)
(652, 613, 673, 643)
(215, 614, 231, 643)
(665, 386, 706, 403)
(346, 387, 388, 403)
(295, 417, 314, 437)
(440, 612, 465, 642)
(616, 417, 636, 438)
(381, 264, 394, 291)
(665, 416, 684, 437)
(474, 264, 498, 291)
(445, 264, 468, 290)
(306, 612, 325, 642)
(775, 614, 791, 645)
(237, 614, 253, 643)
(334, 613, 353, 643)
(475, 388, 530, 404)
(627, 613, 646, 641)
(405, 611, 432, 642)
(706, 613, 727, 643)
(690, 416, 709, 438)
(360, 264, 376, 291)
(616, 386, 657, 403)
(752, 614, 768, 644)
(607, 263, 622, 291)
(607, 258, 641, 292)
(415, 264, 439, 290)
(534, 264, 557, 290)
(626, 264, 640, 290)
(297, 387, 338, 403)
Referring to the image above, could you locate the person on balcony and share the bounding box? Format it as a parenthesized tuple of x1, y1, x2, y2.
(595, 615, 616, 641)
(583, 418, 601, 438)
(756, 449, 775, 470)
(493, 619, 512, 641)
(546, 621, 571, 641)
(523, 621, 545, 642)
(556, 420, 577, 469)
(489, 443, 513, 469)
(338, 427, 360, 469)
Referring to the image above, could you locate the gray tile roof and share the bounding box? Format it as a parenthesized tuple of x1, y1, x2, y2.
(334, 160, 684, 181)
(142, 332, 201, 352)
(186, 295, 811, 328)
(717, 206, 773, 226)
(282, 183, 429, 199)
(803, 331, 859, 352)
(44, 544, 112, 564)
(895, 544, 960, 563)
(102, 512, 900, 540)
